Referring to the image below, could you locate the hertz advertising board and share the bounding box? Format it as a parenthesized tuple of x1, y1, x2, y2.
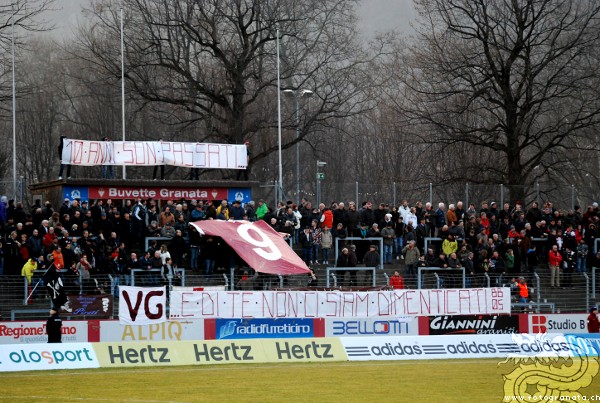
(93, 338, 347, 367)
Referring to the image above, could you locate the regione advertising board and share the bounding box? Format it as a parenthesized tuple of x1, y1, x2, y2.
(325, 317, 418, 337)
(99, 320, 204, 342)
(529, 314, 590, 334)
(0, 321, 89, 344)
(170, 288, 511, 319)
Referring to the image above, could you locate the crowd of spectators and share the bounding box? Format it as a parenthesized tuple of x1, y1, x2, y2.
(0, 194, 599, 294)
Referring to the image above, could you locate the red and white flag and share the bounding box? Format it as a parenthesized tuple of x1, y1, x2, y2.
(190, 220, 310, 275)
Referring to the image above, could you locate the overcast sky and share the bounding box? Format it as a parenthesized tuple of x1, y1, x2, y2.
(45, 0, 416, 40)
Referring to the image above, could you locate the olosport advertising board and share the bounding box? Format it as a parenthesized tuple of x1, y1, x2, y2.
(0, 343, 99, 372)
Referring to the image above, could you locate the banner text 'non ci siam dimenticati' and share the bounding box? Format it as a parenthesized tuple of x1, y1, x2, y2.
(169, 288, 511, 319)
(61, 139, 248, 169)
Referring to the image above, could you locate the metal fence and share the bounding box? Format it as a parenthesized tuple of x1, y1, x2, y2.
(0, 177, 26, 204)
(2, 266, 597, 320)
(285, 181, 592, 211)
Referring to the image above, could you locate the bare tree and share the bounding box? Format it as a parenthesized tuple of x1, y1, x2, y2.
(390, 0, 600, 203)
(0, 0, 55, 104)
(74, 0, 383, 181)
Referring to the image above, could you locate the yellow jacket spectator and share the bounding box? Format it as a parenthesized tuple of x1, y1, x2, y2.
(216, 200, 230, 220)
(442, 235, 458, 256)
(21, 258, 38, 284)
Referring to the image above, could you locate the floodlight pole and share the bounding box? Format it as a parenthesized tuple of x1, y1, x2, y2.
(120, 4, 126, 179)
(11, 3, 17, 200)
(276, 27, 283, 203)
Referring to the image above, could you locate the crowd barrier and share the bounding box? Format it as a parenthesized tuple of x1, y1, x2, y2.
(1, 312, 596, 345)
(1, 333, 598, 372)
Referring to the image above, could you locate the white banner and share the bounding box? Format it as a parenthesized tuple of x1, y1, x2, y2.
(0, 343, 99, 372)
(61, 139, 248, 169)
(169, 288, 511, 319)
(0, 321, 88, 344)
(119, 286, 167, 325)
(99, 320, 204, 342)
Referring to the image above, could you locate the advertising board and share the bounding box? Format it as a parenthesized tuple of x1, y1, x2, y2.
(210, 319, 316, 340)
(62, 295, 113, 318)
(529, 314, 590, 334)
(0, 343, 99, 372)
(341, 334, 576, 361)
(99, 320, 204, 342)
(426, 315, 520, 335)
(325, 317, 418, 337)
(93, 338, 347, 367)
(0, 321, 89, 344)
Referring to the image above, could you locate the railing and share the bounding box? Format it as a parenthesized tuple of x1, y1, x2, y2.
(2, 268, 596, 319)
(334, 237, 384, 268)
(594, 267, 599, 298)
(129, 268, 185, 287)
(511, 302, 556, 313)
(325, 267, 377, 287)
(417, 267, 465, 289)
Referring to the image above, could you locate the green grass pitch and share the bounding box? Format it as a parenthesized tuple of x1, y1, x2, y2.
(1, 359, 599, 402)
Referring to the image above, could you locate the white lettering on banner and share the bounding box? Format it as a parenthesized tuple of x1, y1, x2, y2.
(61, 139, 248, 169)
(0, 321, 88, 344)
(119, 286, 167, 325)
(169, 288, 511, 319)
(0, 343, 100, 372)
(99, 320, 204, 342)
(341, 334, 575, 361)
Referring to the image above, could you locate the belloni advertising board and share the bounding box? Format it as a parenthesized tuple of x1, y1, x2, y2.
(325, 317, 418, 337)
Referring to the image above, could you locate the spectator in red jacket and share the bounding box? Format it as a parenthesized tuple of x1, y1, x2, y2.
(390, 271, 405, 290)
(588, 307, 599, 333)
(548, 245, 563, 288)
(319, 203, 333, 229)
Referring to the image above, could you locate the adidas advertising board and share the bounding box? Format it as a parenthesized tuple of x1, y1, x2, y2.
(341, 334, 578, 361)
